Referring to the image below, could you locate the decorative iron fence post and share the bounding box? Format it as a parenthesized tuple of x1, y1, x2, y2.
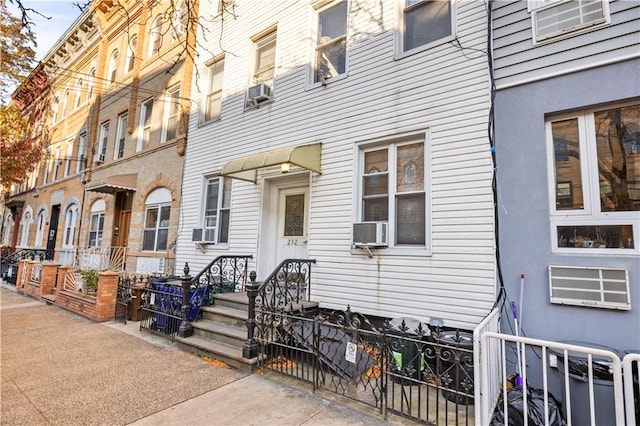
(243, 271, 258, 359)
(178, 263, 194, 338)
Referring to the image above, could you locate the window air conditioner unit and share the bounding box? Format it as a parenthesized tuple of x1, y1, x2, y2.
(247, 83, 272, 103)
(191, 228, 216, 243)
(92, 154, 103, 164)
(353, 222, 388, 247)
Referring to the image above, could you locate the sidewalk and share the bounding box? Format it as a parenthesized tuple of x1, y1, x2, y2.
(1, 285, 405, 425)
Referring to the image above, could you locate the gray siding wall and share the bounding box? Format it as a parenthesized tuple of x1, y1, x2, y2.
(494, 59, 640, 353)
(492, 0, 640, 88)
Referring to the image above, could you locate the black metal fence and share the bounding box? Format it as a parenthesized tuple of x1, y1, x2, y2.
(1, 248, 54, 285)
(256, 306, 475, 425)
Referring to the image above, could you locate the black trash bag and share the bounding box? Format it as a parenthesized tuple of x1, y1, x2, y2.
(490, 386, 566, 426)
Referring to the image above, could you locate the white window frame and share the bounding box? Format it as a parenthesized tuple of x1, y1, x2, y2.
(354, 131, 432, 256)
(396, 0, 456, 58)
(311, 0, 348, 86)
(162, 85, 180, 142)
(52, 94, 60, 123)
(97, 121, 109, 162)
(77, 131, 88, 173)
(75, 78, 84, 108)
(200, 176, 231, 245)
(115, 111, 128, 159)
(142, 188, 172, 252)
(202, 58, 224, 123)
(252, 28, 277, 85)
(148, 17, 163, 57)
(108, 50, 119, 84)
(62, 204, 79, 248)
(64, 139, 73, 177)
(137, 98, 153, 151)
(87, 67, 96, 101)
(61, 89, 70, 118)
(546, 101, 640, 255)
(173, 0, 189, 38)
(35, 209, 46, 247)
(2, 213, 14, 245)
(126, 35, 137, 73)
(88, 200, 105, 248)
(19, 209, 32, 247)
(52, 146, 61, 181)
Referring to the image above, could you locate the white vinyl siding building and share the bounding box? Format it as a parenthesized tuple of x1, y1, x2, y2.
(179, 0, 495, 329)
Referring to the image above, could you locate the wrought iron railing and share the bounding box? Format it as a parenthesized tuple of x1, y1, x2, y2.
(255, 259, 315, 312)
(1, 248, 54, 284)
(255, 306, 476, 425)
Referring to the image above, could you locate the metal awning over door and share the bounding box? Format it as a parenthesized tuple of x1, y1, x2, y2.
(85, 173, 137, 194)
(220, 143, 321, 183)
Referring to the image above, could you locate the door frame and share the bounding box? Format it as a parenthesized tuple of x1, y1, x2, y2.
(256, 172, 311, 278)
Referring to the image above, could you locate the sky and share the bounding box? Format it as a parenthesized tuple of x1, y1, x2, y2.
(10, 0, 84, 62)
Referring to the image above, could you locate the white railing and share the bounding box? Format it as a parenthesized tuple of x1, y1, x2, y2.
(30, 262, 43, 284)
(480, 332, 627, 426)
(623, 353, 640, 425)
(473, 306, 502, 425)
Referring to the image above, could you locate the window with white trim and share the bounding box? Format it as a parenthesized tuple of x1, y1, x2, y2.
(529, 0, 609, 43)
(162, 85, 180, 142)
(62, 204, 79, 247)
(19, 210, 32, 247)
(137, 98, 153, 151)
(253, 29, 276, 85)
(61, 89, 70, 117)
(199, 177, 231, 244)
(2, 213, 14, 245)
(87, 67, 96, 100)
(77, 131, 88, 173)
(203, 58, 224, 123)
(548, 102, 639, 252)
(143, 188, 171, 251)
(357, 136, 428, 248)
(75, 78, 84, 108)
(52, 94, 60, 122)
(52, 146, 61, 181)
(35, 210, 46, 247)
(314, 1, 347, 84)
(173, 0, 189, 37)
(88, 200, 105, 247)
(126, 35, 137, 73)
(148, 17, 163, 57)
(108, 50, 119, 84)
(64, 139, 73, 177)
(401, 0, 453, 54)
(97, 121, 109, 162)
(115, 111, 128, 159)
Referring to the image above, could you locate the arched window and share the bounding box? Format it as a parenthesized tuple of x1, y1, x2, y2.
(148, 17, 163, 57)
(52, 94, 60, 122)
(88, 200, 105, 247)
(173, 0, 189, 38)
(126, 35, 137, 72)
(108, 50, 119, 84)
(75, 78, 84, 108)
(142, 187, 171, 251)
(19, 209, 32, 247)
(3, 213, 14, 246)
(62, 204, 79, 248)
(62, 89, 70, 117)
(87, 67, 96, 100)
(35, 209, 47, 247)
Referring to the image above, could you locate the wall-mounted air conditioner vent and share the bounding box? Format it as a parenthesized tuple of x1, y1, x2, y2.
(549, 265, 630, 310)
(191, 228, 216, 243)
(533, 0, 607, 42)
(247, 83, 272, 104)
(353, 222, 388, 247)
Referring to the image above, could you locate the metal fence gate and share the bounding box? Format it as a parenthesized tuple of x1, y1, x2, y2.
(114, 275, 132, 323)
(256, 306, 475, 425)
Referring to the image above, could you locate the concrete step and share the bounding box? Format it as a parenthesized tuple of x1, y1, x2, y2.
(175, 335, 259, 372)
(192, 320, 246, 347)
(213, 292, 248, 311)
(201, 305, 247, 327)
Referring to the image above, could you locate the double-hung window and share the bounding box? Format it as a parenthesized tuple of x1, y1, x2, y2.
(200, 177, 231, 244)
(148, 17, 163, 57)
(401, 0, 453, 54)
(138, 98, 153, 151)
(162, 86, 180, 142)
(88, 200, 105, 247)
(253, 29, 276, 85)
(115, 111, 128, 159)
(35, 210, 46, 247)
(143, 188, 172, 251)
(358, 136, 428, 249)
(314, 1, 347, 84)
(108, 50, 119, 84)
(203, 58, 224, 122)
(548, 102, 639, 252)
(126, 36, 137, 73)
(62, 204, 78, 247)
(77, 131, 88, 172)
(97, 121, 109, 163)
(64, 139, 73, 176)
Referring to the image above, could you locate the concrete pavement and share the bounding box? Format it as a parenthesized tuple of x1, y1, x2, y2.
(1, 285, 407, 425)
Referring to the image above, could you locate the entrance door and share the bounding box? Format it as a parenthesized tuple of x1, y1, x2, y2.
(276, 187, 308, 262)
(46, 205, 60, 258)
(116, 211, 131, 247)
